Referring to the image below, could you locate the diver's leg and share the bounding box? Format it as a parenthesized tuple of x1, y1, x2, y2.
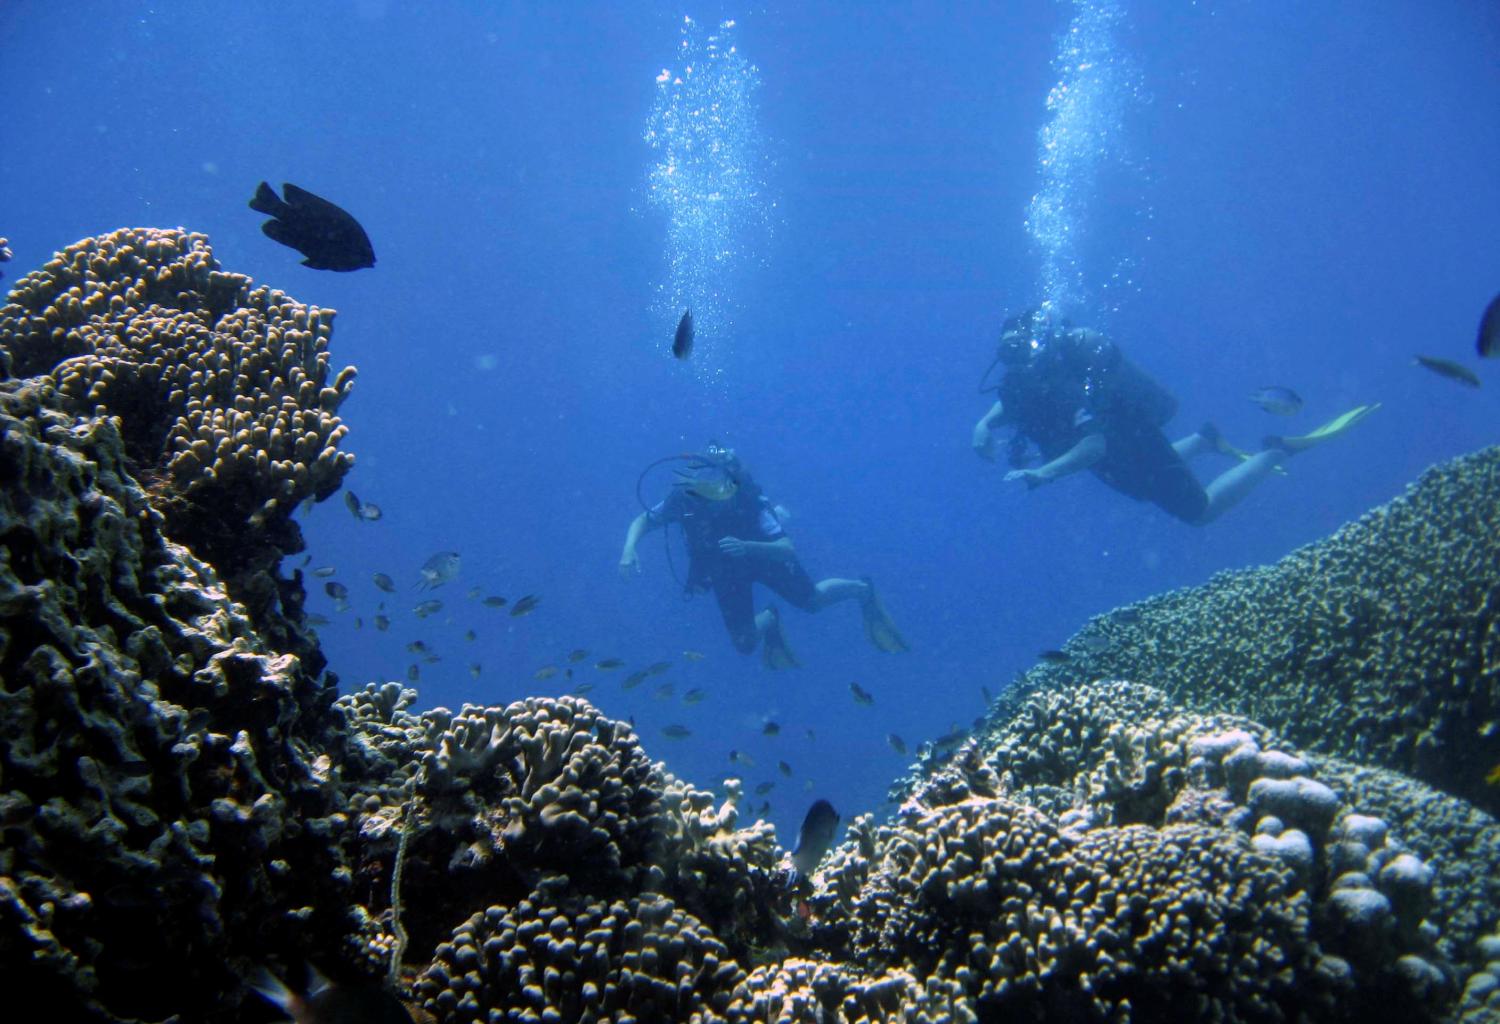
(714, 579, 759, 654)
(1196, 450, 1288, 524)
(1174, 422, 1229, 461)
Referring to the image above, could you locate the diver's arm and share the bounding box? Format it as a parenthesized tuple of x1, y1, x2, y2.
(972, 400, 1005, 461)
(718, 536, 797, 563)
(619, 511, 658, 576)
(1005, 434, 1106, 488)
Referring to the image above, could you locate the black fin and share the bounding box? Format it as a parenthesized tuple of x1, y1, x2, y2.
(248, 181, 285, 216)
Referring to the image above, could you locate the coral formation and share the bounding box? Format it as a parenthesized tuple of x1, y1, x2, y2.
(984, 447, 1500, 815)
(0, 228, 356, 629)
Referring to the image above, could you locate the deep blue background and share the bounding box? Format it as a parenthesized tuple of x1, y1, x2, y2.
(3, 1, 1497, 843)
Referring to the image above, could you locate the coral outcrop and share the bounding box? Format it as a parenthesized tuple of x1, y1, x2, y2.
(0, 228, 356, 633)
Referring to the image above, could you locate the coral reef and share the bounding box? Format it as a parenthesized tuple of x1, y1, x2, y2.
(0, 228, 356, 632)
(981, 447, 1500, 815)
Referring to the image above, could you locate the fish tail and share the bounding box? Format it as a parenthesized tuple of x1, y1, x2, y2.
(248, 181, 287, 216)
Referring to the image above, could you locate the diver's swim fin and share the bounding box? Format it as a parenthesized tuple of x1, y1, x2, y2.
(761, 607, 801, 670)
(1265, 402, 1381, 454)
(861, 578, 909, 654)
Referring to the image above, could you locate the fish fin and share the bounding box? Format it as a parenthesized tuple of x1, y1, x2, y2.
(248, 181, 287, 216)
(280, 182, 322, 208)
(260, 218, 299, 247)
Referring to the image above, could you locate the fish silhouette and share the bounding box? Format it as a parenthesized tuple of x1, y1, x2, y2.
(249, 182, 375, 271)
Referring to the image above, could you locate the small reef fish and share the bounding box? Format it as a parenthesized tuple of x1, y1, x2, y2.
(1077, 635, 1111, 655)
(312, 566, 338, 578)
(653, 683, 675, 701)
(762, 720, 781, 736)
(849, 682, 875, 706)
(662, 724, 693, 739)
(464, 630, 477, 642)
(323, 581, 348, 600)
(247, 964, 413, 1024)
(646, 660, 673, 675)
(373, 573, 396, 593)
(1248, 386, 1303, 416)
(778, 761, 793, 777)
(406, 641, 431, 654)
(887, 733, 907, 755)
(355, 502, 382, 522)
(932, 727, 968, 754)
(729, 749, 755, 768)
(467, 587, 482, 600)
(344, 490, 366, 519)
(571, 682, 596, 695)
(980, 686, 993, 704)
(622, 669, 650, 689)
(468, 663, 482, 679)
(407, 665, 420, 681)
(755, 781, 776, 795)
(305, 613, 331, 627)
(510, 594, 541, 617)
(417, 551, 461, 590)
(1480, 291, 1500, 358)
(595, 658, 625, 671)
(1038, 649, 1071, 664)
(682, 687, 706, 704)
(568, 649, 589, 663)
(534, 665, 560, 681)
(412, 600, 443, 619)
(249, 181, 376, 272)
(482, 596, 508, 608)
(789, 799, 840, 882)
(374, 614, 390, 632)
(682, 650, 706, 661)
(805, 729, 816, 743)
(1414, 354, 1480, 388)
(672, 308, 694, 359)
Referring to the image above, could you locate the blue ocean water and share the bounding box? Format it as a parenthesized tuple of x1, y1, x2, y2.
(2, 1, 1496, 845)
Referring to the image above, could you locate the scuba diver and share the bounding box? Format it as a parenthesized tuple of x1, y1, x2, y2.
(971, 309, 1378, 524)
(619, 444, 908, 668)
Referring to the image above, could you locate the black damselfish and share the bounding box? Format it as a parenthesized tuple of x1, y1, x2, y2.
(249, 182, 375, 272)
(1479, 291, 1500, 359)
(673, 308, 694, 359)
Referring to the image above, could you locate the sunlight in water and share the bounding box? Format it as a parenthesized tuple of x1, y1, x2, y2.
(644, 17, 771, 378)
(1024, 0, 1146, 321)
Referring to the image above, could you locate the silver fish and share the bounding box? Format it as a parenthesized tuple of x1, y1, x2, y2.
(356, 502, 383, 522)
(373, 572, 396, 593)
(1248, 386, 1303, 416)
(412, 599, 443, 618)
(416, 550, 461, 590)
(1415, 354, 1480, 388)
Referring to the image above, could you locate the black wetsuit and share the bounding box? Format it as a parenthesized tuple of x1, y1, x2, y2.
(647, 487, 818, 652)
(999, 328, 1207, 523)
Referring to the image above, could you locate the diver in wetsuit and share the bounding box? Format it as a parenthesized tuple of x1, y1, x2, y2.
(971, 310, 1376, 524)
(619, 445, 907, 668)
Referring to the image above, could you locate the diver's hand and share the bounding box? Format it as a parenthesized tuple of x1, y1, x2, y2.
(1004, 468, 1048, 490)
(618, 548, 641, 578)
(718, 536, 750, 559)
(972, 422, 997, 461)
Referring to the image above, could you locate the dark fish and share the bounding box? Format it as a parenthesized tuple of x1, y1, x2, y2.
(729, 749, 756, 767)
(510, 594, 540, 617)
(357, 502, 383, 522)
(778, 760, 793, 777)
(249, 181, 376, 272)
(805, 728, 816, 743)
(762, 720, 781, 736)
(932, 727, 968, 754)
(646, 660, 673, 675)
(1414, 354, 1480, 388)
(323, 581, 348, 600)
(373, 614, 390, 632)
(312, 565, 338, 578)
(572, 682, 596, 695)
(534, 666, 559, 681)
(407, 664, 420, 682)
(406, 641, 430, 654)
(468, 663, 482, 679)
(305, 613, 331, 627)
(464, 630, 477, 642)
(344, 491, 363, 519)
(755, 781, 776, 795)
(1480, 292, 1500, 358)
(887, 733, 907, 755)
(248, 964, 413, 1024)
(662, 724, 692, 739)
(849, 682, 874, 706)
(482, 596, 509, 608)
(372, 573, 396, 593)
(672, 308, 694, 359)
(652, 683, 674, 700)
(790, 799, 840, 880)
(567, 649, 590, 663)
(1248, 386, 1303, 416)
(595, 658, 625, 671)
(682, 687, 706, 704)
(417, 551, 461, 590)
(412, 599, 443, 619)
(622, 669, 650, 690)
(980, 686, 993, 704)
(1038, 649, 1071, 664)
